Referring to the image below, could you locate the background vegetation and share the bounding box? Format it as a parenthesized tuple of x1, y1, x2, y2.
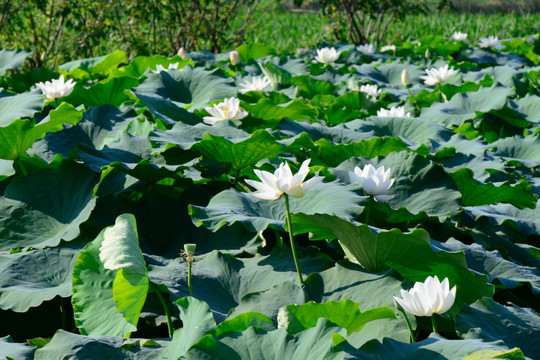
(0, 0, 539, 66)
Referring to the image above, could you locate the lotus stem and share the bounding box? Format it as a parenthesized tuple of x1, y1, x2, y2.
(184, 243, 196, 298)
(150, 281, 174, 337)
(399, 309, 417, 343)
(60, 298, 67, 331)
(431, 315, 439, 334)
(284, 193, 304, 287)
(438, 84, 447, 103)
(187, 260, 193, 297)
(406, 86, 420, 115)
(364, 197, 372, 225)
(18, 160, 28, 176)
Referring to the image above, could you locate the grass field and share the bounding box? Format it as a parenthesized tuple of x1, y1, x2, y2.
(241, 7, 540, 53)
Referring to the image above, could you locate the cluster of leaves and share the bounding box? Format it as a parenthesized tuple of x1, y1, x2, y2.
(0, 0, 261, 68)
(0, 34, 539, 359)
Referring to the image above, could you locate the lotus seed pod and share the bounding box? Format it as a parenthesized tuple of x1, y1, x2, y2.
(184, 243, 197, 256)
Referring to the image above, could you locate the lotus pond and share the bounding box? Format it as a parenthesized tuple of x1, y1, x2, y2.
(0, 36, 539, 359)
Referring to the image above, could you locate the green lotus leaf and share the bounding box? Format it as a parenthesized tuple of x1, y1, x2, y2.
(491, 134, 540, 167)
(73, 215, 149, 338)
(112, 55, 193, 78)
(333, 152, 462, 220)
(315, 137, 413, 167)
(462, 65, 519, 88)
(133, 66, 236, 110)
(59, 50, 127, 76)
(0, 49, 31, 76)
(0, 159, 14, 180)
(134, 92, 202, 125)
(450, 167, 537, 209)
(65, 77, 139, 107)
(348, 116, 454, 151)
(190, 129, 285, 171)
(76, 132, 172, 176)
(243, 98, 318, 121)
(292, 213, 494, 315)
(0, 89, 44, 127)
(237, 44, 277, 61)
(0, 245, 80, 312)
(0, 161, 98, 251)
(279, 299, 396, 335)
(353, 61, 426, 87)
(189, 182, 363, 232)
(0, 335, 36, 359)
(438, 239, 540, 294)
(456, 298, 540, 359)
(215, 312, 274, 337)
(460, 48, 528, 68)
(147, 249, 331, 322)
(29, 105, 139, 162)
(0, 102, 83, 160)
(289, 74, 335, 98)
(303, 262, 411, 346)
(150, 121, 249, 153)
(341, 334, 523, 360)
(507, 94, 540, 124)
(3, 67, 57, 93)
(465, 203, 540, 236)
(420, 85, 514, 127)
(161, 297, 216, 359)
(184, 319, 346, 360)
(277, 118, 372, 144)
(33, 330, 166, 359)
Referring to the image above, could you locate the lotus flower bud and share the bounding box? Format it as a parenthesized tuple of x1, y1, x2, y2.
(229, 50, 240, 65)
(401, 69, 410, 87)
(177, 47, 187, 59)
(425, 48, 431, 58)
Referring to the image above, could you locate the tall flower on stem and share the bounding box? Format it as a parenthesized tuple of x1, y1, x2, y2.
(203, 97, 248, 126)
(246, 159, 324, 285)
(401, 69, 419, 114)
(35, 75, 76, 102)
(314, 47, 341, 65)
(420, 64, 458, 102)
(394, 276, 457, 341)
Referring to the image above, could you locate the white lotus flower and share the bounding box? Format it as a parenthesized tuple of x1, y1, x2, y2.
(381, 45, 396, 53)
(229, 50, 240, 65)
(452, 31, 468, 41)
(401, 69, 410, 87)
(99, 215, 146, 275)
(377, 106, 410, 118)
(239, 76, 271, 94)
(420, 64, 459, 86)
(357, 43, 376, 55)
(152, 62, 180, 74)
(359, 84, 382, 99)
(349, 164, 394, 201)
(203, 97, 248, 126)
(315, 47, 341, 64)
(479, 36, 503, 49)
(245, 159, 324, 200)
(35, 75, 76, 102)
(394, 276, 457, 317)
